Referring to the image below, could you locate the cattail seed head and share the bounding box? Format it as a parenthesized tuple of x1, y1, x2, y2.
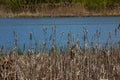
(30, 32, 32, 40)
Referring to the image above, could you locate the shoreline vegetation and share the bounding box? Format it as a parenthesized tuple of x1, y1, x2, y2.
(0, 0, 120, 18)
(1, 8, 120, 18)
(0, 50, 120, 80)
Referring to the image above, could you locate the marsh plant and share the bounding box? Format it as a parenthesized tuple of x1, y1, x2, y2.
(0, 25, 120, 80)
(13, 31, 18, 48)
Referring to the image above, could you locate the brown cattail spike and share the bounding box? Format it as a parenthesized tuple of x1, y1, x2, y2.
(30, 32, 33, 40)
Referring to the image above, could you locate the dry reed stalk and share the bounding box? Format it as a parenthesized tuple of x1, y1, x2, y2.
(52, 25, 56, 47)
(30, 32, 33, 51)
(82, 27, 88, 54)
(23, 43, 26, 53)
(42, 27, 48, 53)
(115, 28, 117, 37)
(0, 45, 6, 54)
(67, 32, 73, 54)
(13, 31, 18, 48)
(0, 50, 119, 80)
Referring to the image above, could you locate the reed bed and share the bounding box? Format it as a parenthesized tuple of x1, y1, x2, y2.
(0, 47, 119, 80)
(0, 26, 120, 80)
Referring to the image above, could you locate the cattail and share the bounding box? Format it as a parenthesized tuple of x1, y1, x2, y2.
(1, 45, 5, 53)
(76, 39, 80, 48)
(35, 39, 38, 53)
(109, 31, 112, 39)
(51, 25, 56, 46)
(43, 27, 47, 34)
(23, 43, 26, 52)
(67, 32, 71, 49)
(30, 32, 33, 41)
(82, 27, 88, 53)
(52, 25, 56, 34)
(118, 23, 120, 30)
(43, 27, 48, 42)
(30, 32, 33, 50)
(70, 45, 76, 59)
(51, 45, 56, 54)
(42, 42, 46, 53)
(61, 31, 64, 36)
(43, 27, 48, 53)
(9, 48, 18, 61)
(115, 28, 117, 37)
(13, 31, 18, 48)
(96, 29, 101, 52)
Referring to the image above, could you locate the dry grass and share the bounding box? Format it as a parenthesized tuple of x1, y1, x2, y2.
(0, 48, 120, 80)
(0, 4, 120, 18)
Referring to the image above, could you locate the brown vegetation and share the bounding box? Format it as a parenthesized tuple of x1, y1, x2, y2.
(0, 48, 120, 80)
(0, 3, 120, 17)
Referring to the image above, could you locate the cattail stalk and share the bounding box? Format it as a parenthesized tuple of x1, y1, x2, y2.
(30, 32, 33, 51)
(83, 27, 88, 53)
(43, 27, 48, 53)
(13, 31, 18, 48)
(52, 25, 56, 47)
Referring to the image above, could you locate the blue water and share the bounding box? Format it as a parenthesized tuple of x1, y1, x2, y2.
(0, 17, 120, 51)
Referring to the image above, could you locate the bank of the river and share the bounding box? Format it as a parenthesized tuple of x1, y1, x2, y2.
(0, 6, 120, 18)
(0, 0, 120, 18)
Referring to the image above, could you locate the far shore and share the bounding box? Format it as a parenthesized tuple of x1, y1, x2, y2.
(0, 13, 120, 18)
(0, 8, 120, 18)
